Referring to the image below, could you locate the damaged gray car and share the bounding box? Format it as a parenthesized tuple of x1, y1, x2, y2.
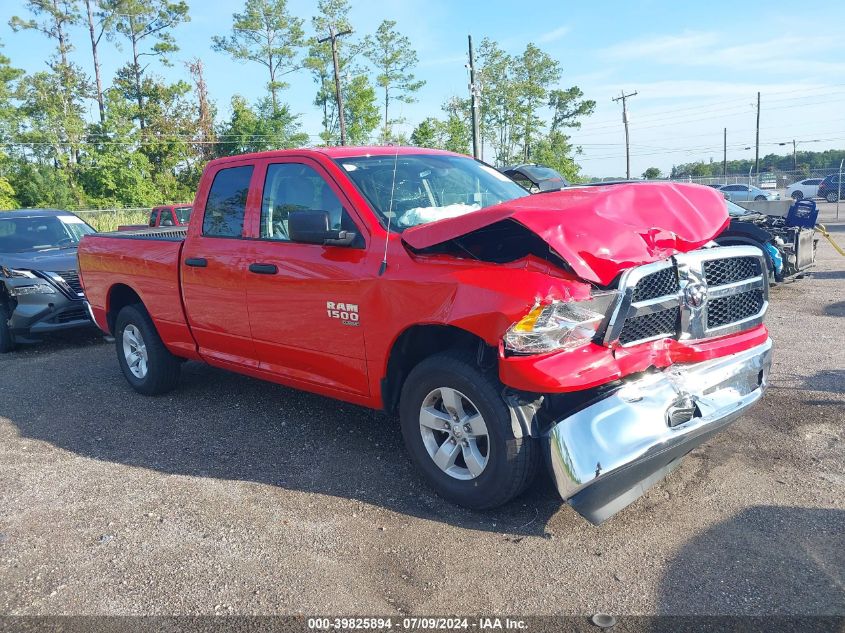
(0, 209, 96, 352)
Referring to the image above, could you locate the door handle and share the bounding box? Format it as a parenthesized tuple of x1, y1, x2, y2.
(184, 257, 207, 267)
(249, 263, 278, 275)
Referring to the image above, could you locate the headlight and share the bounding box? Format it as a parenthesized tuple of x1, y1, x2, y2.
(10, 283, 56, 296)
(1, 267, 37, 279)
(504, 295, 614, 355)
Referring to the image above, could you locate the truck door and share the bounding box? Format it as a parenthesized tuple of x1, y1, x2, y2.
(180, 163, 259, 368)
(244, 158, 370, 396)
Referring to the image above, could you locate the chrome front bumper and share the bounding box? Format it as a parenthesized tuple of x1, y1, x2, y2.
(546, 339, 773, 524)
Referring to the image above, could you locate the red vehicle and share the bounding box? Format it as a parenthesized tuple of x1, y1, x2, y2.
(117, 204, 192, 231)
(78, 147, 773, 523)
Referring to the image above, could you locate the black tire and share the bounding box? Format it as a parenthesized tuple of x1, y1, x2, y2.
(791, 191, 803, 201)
(826, 191, 838, 203)
(114, 304, 180, 395)
(0, 305, 15, 353)
(754, 195, 767, 201)
(399, 351, 540, 510)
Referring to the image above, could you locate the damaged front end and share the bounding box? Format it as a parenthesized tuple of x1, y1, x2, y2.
(546, 339, 772, 523)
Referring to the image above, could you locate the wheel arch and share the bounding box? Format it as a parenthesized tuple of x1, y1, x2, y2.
(381, 323, 496, 414)
(106, 283, 144, 335)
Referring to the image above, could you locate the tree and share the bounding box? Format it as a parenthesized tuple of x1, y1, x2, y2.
(549, 86, 595, 133)
(476, 38, 519, 165)
(515, 43, 560, 161)
(186, 58, 216, 162)
(109, 0, 190, 130)
(215, 95, 308, 157)
(9, 0, 90, 171)
(342, 75, 379, 145)
(410, 118, 438, 148)
(9, 1, 79, 74)
(306, 0, 348, 138)
(642, 167, 662, 179)
(78, 88, 162, 207)
(212, 0, 303, 115)
(83, 0, 118, 123)
(363, 20, 424, 140)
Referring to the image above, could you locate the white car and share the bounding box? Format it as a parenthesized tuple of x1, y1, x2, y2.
(788, 178, 823, 201)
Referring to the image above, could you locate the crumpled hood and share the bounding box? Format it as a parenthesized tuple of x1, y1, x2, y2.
(402, 182, 729, 285)
(0, 248, 79, 273)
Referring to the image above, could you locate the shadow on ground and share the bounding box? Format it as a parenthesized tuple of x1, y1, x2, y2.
(0, 351, 564, 536)
(658, 506, 845, 616)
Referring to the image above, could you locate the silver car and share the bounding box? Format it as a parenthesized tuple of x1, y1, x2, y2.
(719, 184, 780, 202)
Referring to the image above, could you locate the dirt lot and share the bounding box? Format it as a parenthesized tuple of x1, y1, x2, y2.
(1, 209, 843, 617)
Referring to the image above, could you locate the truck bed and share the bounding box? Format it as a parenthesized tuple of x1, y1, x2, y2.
(78, 229, 196, 358)
(98, 226, 189, 241)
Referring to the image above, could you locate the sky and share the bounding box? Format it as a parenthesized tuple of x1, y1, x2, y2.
(2, 0, 845, 177)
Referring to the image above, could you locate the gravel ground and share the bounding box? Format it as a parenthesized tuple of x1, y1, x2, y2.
(0, 209, 843, 617)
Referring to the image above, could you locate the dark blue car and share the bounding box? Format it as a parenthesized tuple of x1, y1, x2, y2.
(0, 209, 96, 352)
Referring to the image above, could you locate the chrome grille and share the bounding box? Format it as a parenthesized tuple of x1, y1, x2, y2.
(618, 307, 679, 345)
(703, 257, 760, 286)
(632, 267, 679, 302)
(604, 245, 769, 347)
(707, 289, 765, 328)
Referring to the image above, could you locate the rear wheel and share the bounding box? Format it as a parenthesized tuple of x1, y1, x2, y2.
(0, 305, 15, 353)
(398, 351, 540, 510)
(791, 191, 803, 201)
(114, 304, 180, 395)
(826, 191, 838, 203)
(754, 195, 767, 201)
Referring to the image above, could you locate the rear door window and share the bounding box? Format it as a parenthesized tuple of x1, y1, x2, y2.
(202, 165, 254, 238)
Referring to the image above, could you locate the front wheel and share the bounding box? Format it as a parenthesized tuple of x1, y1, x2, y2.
(0, 306, 15, 353)
(114, 304, 180, 395)
(827, 191, 838, 203)
(754, 195, 767, 201)
(399, 351, 539, 510)
(791, 191, 803, 201)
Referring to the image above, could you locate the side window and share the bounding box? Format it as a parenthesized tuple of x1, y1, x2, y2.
(148, 209, 158, 226)
(508, 173, 534, 190)
(723, 185, 738, 192)
(202, 165, 254, 238)
(160, 209, 175, 226)
(260, 162, 359, 242)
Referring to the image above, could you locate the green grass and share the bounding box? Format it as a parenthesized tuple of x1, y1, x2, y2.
(77, 209, 150, 233)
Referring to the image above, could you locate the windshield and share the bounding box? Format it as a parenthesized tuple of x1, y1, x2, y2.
(175, 206, 192, 224)
(0, 215, 95, 253)
(336, 154, 528, 230)
(523, 166, 563, 181)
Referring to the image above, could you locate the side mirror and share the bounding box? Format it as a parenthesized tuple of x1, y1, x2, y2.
(288, 210, 357, 246)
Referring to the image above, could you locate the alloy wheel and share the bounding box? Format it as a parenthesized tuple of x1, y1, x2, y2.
(418, 387, 489, 480)
(122, 324, 148, 379)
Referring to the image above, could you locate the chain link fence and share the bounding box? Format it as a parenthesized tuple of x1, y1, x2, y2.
(73, 207, 152, 232)
(670, 167, 842, 190)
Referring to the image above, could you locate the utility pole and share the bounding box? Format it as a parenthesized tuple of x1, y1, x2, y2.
(792, 139, 797, 171)
(754, 91, 760, 183)
(612, 90, 637, 179)
(723, 128, 727, 177)
(318, 26, 353, 146)
(468, 35, 481, 160)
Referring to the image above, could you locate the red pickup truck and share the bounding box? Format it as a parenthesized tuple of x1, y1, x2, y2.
(78, 147, 773, 523)
(117, 204, 192, 231)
